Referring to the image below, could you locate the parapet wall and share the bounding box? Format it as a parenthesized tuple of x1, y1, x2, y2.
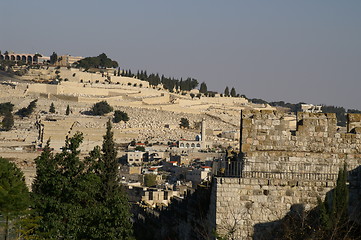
(242, 111, 361, 174)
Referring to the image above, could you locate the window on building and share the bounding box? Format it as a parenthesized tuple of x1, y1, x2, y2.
(164, 191, 169, 200)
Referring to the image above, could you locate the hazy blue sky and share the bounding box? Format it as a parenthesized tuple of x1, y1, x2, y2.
(1, 0, 360, 109)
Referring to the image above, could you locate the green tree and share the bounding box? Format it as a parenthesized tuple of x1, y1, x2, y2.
(144, 174, 157, 187)
(0, 102, 14, 115)
(65, 105, 70, 115)
(0, 158, 30, 240)
(318, 164, 349, 239)
(180, 118, 190, 129)
(16, 99, 37, 118)
(230, 87, 236, 97)
(199, 82, 207, 94)
(49, 52, 58, 65)
(88, 120, 133, 239)
(91, 101, 113, 116)
(113, 110, 129, 123)
(75, 53, 118, 69)
(135, 146, 145, 152)
(32, 126, 133, 239)
(49, 103, 55, 113)
(32, 134, 92, 239)
(2, 111, 14, 131)
(224, 86, 230, 97)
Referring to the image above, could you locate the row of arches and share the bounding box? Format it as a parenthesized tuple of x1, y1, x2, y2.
(179, 142, 201, 148)
(0, 54, 38, 63)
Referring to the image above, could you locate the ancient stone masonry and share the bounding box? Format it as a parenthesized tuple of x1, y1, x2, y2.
(210, 110, 361, 239)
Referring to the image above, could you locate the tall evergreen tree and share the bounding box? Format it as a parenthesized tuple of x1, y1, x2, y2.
(32, 127, 133, 239)
(0, 158, 30, 240)
(49, 103, 55, 113)
(230, 87, 236, 97)
(199, 82, 208, 94)
(318, 163, 349, 238)
(90, 120, 133, 239)
(66, 105, 70, 115)
(224, 86, 230, 97)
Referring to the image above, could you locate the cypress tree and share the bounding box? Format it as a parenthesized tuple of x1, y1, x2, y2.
(199, 82, 207, 94)
(49, 103, 55, 113)
(66, 105, 70, 115)
(224, 86, 230, 97)
(230, 87, 236, 97)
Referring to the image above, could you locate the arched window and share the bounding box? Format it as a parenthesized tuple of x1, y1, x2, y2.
(191, 143, 195, 148)
(186, 143, 190, 148)
(196, 143, 201, 148)
(180, 143, 184, 148)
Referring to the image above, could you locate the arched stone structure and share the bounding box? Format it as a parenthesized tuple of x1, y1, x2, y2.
(0, 53, 38, 64)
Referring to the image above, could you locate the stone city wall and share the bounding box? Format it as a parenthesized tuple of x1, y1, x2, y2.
(210, 111, 361, 239)
(242, 111, 361, 173)
(210, 177, 338, 239)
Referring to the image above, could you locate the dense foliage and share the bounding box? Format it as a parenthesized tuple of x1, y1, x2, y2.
(114, 110, 129, 123)
(122, 69, 199, 91)
(0, 158, 30, 240)
(143, 174, 157, 187)
(49, 52, 58, 64)
(91, 101, 113, 116)
(16, 99, 37, 118)
(2, 111, 14, 131)
(199, 82, 208, 94)
(76, 53, 118, 69)
(0, 102, 14, 115)
(180, 117, 190, 129)
(0, 102, 14, 131)
(224, 86, 229, 97)
(31, 121, 133, 239)
(230, 87, 236, 97)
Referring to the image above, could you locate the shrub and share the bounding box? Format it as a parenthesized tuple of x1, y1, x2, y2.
(144, 174, 157, 187)
(2, 111, 14, 131)
(113, 110, 129, 123)
(16, 99, 37, 118)
(0, 102, 14, 115)
(91, 101, 113, 116)
(180, 118, 190, 128)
